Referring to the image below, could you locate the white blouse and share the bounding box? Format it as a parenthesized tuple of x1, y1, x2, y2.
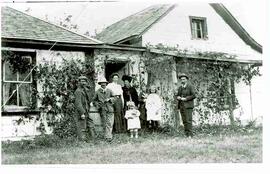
(107, 82, 123, 96)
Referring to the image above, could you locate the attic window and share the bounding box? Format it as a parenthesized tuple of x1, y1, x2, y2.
(189, 16, 208, 39)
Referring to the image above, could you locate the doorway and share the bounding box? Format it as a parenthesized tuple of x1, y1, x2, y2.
(105, 62, 128, 84)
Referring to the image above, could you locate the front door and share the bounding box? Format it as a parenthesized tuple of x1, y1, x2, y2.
(105, 62, 129, 84)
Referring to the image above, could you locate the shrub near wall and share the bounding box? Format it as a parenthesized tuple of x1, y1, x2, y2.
(142, 51, 179, 128)
(36, 56, 95, 138)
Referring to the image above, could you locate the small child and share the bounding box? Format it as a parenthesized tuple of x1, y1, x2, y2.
(145, 86, 163, 130)
(125, 101, 141, 138)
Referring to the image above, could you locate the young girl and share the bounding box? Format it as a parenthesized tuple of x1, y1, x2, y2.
(124, 101, 141, 138)
(145, 86, 163, 130)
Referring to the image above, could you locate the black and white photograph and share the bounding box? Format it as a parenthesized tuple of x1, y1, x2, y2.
(0, 0, 268, 172)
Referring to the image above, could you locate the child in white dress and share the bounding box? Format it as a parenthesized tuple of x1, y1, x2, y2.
(125, 101, 141, 138)
(145, 86, 163, 130)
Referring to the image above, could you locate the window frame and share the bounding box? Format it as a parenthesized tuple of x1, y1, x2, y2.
(3, 55, 33, 83)
(189, 16, 208, 40)
(2, 50, 36, 111)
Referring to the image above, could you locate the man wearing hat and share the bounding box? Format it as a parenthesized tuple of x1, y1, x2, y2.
(122, 75, 139, 113)
(176, 73, 196, 137)
(93, 77, 115, 142)
(74, 75, 95, 141)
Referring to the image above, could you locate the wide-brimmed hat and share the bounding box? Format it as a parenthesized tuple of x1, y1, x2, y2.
(98, 77, 109, 85)
(78, 76, 88, 81)
(122, 75, 132, 83)
(178, 73, 189, 79)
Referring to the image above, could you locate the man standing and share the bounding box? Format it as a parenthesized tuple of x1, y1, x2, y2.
(176, 73, 196, 137)
(93, 77, 115, 142)
(74, 76, 95, 141)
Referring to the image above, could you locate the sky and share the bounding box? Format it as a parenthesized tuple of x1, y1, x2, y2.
(2, 0, 267, 45)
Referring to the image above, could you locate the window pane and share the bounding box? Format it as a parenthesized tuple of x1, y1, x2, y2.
(2, 83, 18, 106)
(19, 56, 32, 82)
(191, 21, 197, 37)
(191, 18, 206, 39)
(197, 29, 202, 38)
(19, 84, 31, 106)
(196, 21, 202, 30)
(4, 61, 17, 81)
(19, 71, 31, 82)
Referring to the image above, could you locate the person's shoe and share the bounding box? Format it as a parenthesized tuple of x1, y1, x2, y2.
(105, 138, 113, 143)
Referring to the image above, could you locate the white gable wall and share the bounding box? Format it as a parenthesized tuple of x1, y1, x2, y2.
(142, 3, 261, 60)
(142, 3, 263, 124)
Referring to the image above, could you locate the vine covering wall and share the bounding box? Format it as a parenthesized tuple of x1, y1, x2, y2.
(35, 51, 95, 137)
(3, 46, 260, 138)
(144, 45, 260, 126)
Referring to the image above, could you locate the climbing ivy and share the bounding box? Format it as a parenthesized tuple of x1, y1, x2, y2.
(35, 57, 95, 138)
(143, 44, 261, 126)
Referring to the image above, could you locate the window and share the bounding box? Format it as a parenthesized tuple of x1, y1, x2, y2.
(1, 51, 36, 110)
(190, 16, 208, 39)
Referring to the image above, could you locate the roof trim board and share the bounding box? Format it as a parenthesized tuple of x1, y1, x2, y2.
(210, 3, 262, 53)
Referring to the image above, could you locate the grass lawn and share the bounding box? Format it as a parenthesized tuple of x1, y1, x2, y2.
(1, 126, 262, 164)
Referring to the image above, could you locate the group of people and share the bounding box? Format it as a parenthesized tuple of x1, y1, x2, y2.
(74, 73, 196, 142)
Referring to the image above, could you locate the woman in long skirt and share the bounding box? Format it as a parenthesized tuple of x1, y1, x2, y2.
(107, 73, 126, 133)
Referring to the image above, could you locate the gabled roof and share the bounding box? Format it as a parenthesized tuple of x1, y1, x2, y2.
(95, 4, 175, 44)
(1, 6, 102, 45)
(210, 3, 262, 53)
(96, 4, 262, 53)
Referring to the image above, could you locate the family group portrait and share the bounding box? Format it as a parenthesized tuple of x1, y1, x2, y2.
(0, 0, 266, 170)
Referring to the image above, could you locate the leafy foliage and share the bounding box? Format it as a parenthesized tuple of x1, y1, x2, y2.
(35, 57, 95, 138)
(144, 44, 261, 126)
(2, 50, 33, 74)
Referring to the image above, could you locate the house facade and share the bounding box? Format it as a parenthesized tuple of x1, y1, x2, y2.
(1, 7, 146, 140)
(96, 3, 263, 124)
(1, 4, 263, 140)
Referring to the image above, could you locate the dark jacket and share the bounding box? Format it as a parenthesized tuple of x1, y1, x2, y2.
(74, 86, 93, 115)
(93, 88, 114, 113)
(122, 86, 139, 107)
(177, 83, 196, 109)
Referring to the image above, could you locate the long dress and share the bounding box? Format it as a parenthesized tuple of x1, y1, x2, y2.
(107, 82, 126, 132)
(145, 93, 162, 121)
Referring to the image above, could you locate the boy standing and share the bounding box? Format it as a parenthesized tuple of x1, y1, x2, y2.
(93, 77, 115, 142)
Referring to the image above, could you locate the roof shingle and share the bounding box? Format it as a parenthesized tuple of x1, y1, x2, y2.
(95, 4, 175, 44)
(1, 7, 101, 45)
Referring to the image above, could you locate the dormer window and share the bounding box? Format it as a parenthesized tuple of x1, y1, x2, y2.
(190, 16, 208, 39)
